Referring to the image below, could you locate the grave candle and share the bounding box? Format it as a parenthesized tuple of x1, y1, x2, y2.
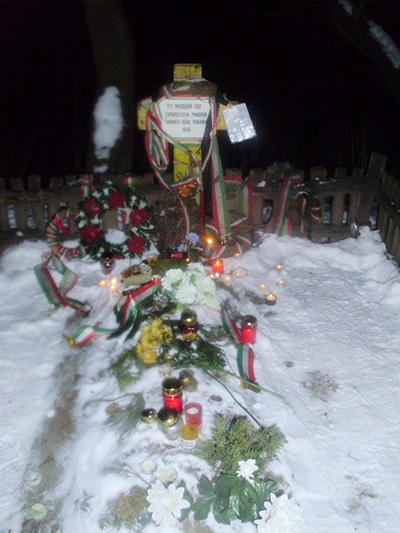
(259, 284, 267, 291)
(184, 402, 202, 427)
(241, 315, 257, 344)
(266, 293, 277, 305)
(277, 279, 286, 286)
(212, 259, 224, 276)
(203, 237, 213, 258)
(162, 377, 183, 414)
(101, 251, 115, 275)
(275, 263, 284, 271)
(178, 310, 199, 335)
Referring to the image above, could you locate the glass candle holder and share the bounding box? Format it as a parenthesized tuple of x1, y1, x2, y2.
(203, 237, 213, 258)
(266, 293, 277, 306)
(241, 315, 258, 344)
(157, 407, 182, 440)
(179, 424, 199, 449)
(211, 259, 224, 276)
(184, 402, 202, 427)
(178, 310, 199, 335)
(162, 377, 183, 414)
(101, 251, 115, 275)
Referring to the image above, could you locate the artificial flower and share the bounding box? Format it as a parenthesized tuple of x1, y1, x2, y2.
(185, 232, 199, 245)
(108, 190, 126, 209)
(255, 493, 303, 533)
(127, 235, 145, 255)
(130, 208, 149, 226)
(83, 198, 101, 216)
(146, 480, 190, 527)
(237, 459, 258, 482)
(81, 225, 102, 243)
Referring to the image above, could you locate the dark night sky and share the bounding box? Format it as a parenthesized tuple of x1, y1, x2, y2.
(1, 0, 400, 180)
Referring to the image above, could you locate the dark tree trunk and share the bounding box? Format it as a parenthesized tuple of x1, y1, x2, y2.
(331, 1, 400, 106)
(83, 0, 135, 173)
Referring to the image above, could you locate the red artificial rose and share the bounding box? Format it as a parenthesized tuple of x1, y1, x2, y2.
(127, 235, 145, 255)
(130, 208, 149, 226)
(108, 191, 126, 209)
(81, 225, 102, 243)
(84, 198, 101, 216)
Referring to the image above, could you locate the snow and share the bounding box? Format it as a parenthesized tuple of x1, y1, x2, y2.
(93, 86, 124, 172)
(338, 0, 353, 17)
(1, 228, 400, 532)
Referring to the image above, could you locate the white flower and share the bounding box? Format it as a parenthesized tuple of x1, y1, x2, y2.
(146, 480, 190, 526)
(162, 269, 185, 292)
(175, 279, 198, 304)
(237, 459, 258, 482)
(255, 493, 303, 533)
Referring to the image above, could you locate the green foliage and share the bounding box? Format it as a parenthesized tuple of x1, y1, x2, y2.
(165, 334, 226, 372)
(105, 394, 145, 438)
(191, 473, 277, 525)
(152, 258, 188, 277)
(99, 486, 151, 531)
(197, 415, 286, 474)
(108, 349, 142, 390)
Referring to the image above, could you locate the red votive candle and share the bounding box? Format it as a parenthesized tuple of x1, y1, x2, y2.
(241, 315, 258, 344)
(184, 402, 202, 428)
(162, 377, 183, 414)
(212, 259, 224, 275)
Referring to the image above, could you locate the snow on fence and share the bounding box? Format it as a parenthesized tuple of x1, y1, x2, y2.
(0, 153, 399, 267)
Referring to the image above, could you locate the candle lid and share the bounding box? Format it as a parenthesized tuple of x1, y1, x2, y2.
(209, 394, 223, 406)
(141, 408, 158, 424)
(162, 377, 182, 396)
(180, 310, 198, 326)
(179, 370, 197, 391)
(158, 407, 179, 427)
(241, 315, 258, 328)
(101, 251, 114, 261)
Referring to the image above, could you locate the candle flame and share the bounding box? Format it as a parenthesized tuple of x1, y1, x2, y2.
(259, 284, 267, 291)
(206, 238, 213, 245)
(98, 280, 107, 287)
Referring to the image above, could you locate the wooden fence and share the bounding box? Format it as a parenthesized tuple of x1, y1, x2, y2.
(0, 153, 399, 267)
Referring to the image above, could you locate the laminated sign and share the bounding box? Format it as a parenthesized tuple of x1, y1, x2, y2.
(222, 103, 257, 144)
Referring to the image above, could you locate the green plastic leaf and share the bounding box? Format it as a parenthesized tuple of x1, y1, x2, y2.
(192, 476, 215, 521)
(251, 478, 278, 509)
(177, 481, 194, 523)
(197, 475, 214, 497)
(212, 500, 233, 525)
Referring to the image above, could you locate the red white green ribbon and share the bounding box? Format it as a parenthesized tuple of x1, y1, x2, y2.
(220, 307, 258, 387)
(34, 254, 90, 314)
(69, 277, 162, 346)
(267, 176, 302, 237)
(45, 208, 86, 260)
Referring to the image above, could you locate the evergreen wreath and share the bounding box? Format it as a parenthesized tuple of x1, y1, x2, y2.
(75, 183, 154, 260)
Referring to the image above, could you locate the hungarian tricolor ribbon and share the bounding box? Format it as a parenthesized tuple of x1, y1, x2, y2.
(220, 307, 258, 389)
(34, 254, 90, 314)
(68, 277, 162, 347)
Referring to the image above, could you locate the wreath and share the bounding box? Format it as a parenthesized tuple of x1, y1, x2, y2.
(75, 183, 154, 260)
(46, 208, 86, 260)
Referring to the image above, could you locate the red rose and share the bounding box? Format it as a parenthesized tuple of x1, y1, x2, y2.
(81, 225, 102, 243)
(109, 191, 126, 209)
(84, 198, 101, 216)
(130, 208, 149, 226)
(127, 235, 145, 255)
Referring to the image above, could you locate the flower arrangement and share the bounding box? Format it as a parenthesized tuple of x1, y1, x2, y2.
(75, 183, 154, 260)
(162, 262, 219, 309)
(135, 318, 172, 366)
(146, 480, 190, 527)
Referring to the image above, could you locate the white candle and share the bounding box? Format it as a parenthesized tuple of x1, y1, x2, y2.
(275, 264, 284, 271)
(266, 293, 277, 305)
(259, 284, 267, 291)
(277, 279, 286, 286)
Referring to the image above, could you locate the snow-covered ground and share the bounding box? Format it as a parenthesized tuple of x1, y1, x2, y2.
(1, 228, 400, 532)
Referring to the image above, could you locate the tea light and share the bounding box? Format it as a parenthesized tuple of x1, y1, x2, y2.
(212, 259, 224, 276)
(184, 402, 202, 428)
(209, 273, 216, 280)
(258, 284, 267, 291)
(266, 293, 277, 305)
(141, 460, 157, 475)
(234, 252, 241, 258)
(222, 274, 232, 283)
(110, 277, 118, 292)
(162, 377, 183, 414)
(98, 279, 107, 287)
(203, 237, 213, 258)
(275, 264, 284, 271)
(231, 266, 248, 278)
(277, 279, 286, 286)
(241, 315, 257, 344)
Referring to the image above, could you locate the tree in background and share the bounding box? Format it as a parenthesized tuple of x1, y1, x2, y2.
(83, 0, 135, 174)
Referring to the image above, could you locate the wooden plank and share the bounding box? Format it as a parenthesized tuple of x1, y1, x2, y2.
(331, 193, 345, 225)
(378, 208, 388, 240)
(0, 178, 6, 190)
(13, 202, 28, 231)
(377, 192, 400, 227)
(358, 192, 376, 226)
(0, 202, 9, 231)
(392, 225, 400, 263)
(10, 178, 24, 192)
(351, 167, 363, 180)
(309, 223, 351, 242)
(334, 167, 347, 179)
(310, 167, 327, 181)
(386, 218, 395, 253)
(366, 152, 387, 183)
(30, 201, 46, 233)
(347, 193, 360, 223)
(27, 175, 41, 191)
(49, 176, 65, 188)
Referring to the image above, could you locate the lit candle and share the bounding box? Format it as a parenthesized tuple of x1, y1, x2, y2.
(98, 280, 107, 287)
(110, 277, 118, 292)
(178, 310, 199, 335)
(209, 273, 216, 280)
(222, 274, 232, 283)
(212, 259, 224, 276)
(234, 252, 241, 258)
(275, 264, 284, 271)
(241, 315, 257, 344)
(277, 280, 286, 286)
(184, 402, 202, 427)
(101, 251, 115, 275)
(162, 377, 183, 414)
(203, 237, 213, 258)
(259, 284, 267, 291)
(266, 293, 277, 305)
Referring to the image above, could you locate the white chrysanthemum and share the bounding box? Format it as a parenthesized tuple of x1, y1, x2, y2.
(162, 269, 185, 291)
(255, 493, 303, 533)
(237, 459, 258, 481)
(146, 480, 190, 526)
(187, 262, 205, 274)
(175, 279, 198, 304)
